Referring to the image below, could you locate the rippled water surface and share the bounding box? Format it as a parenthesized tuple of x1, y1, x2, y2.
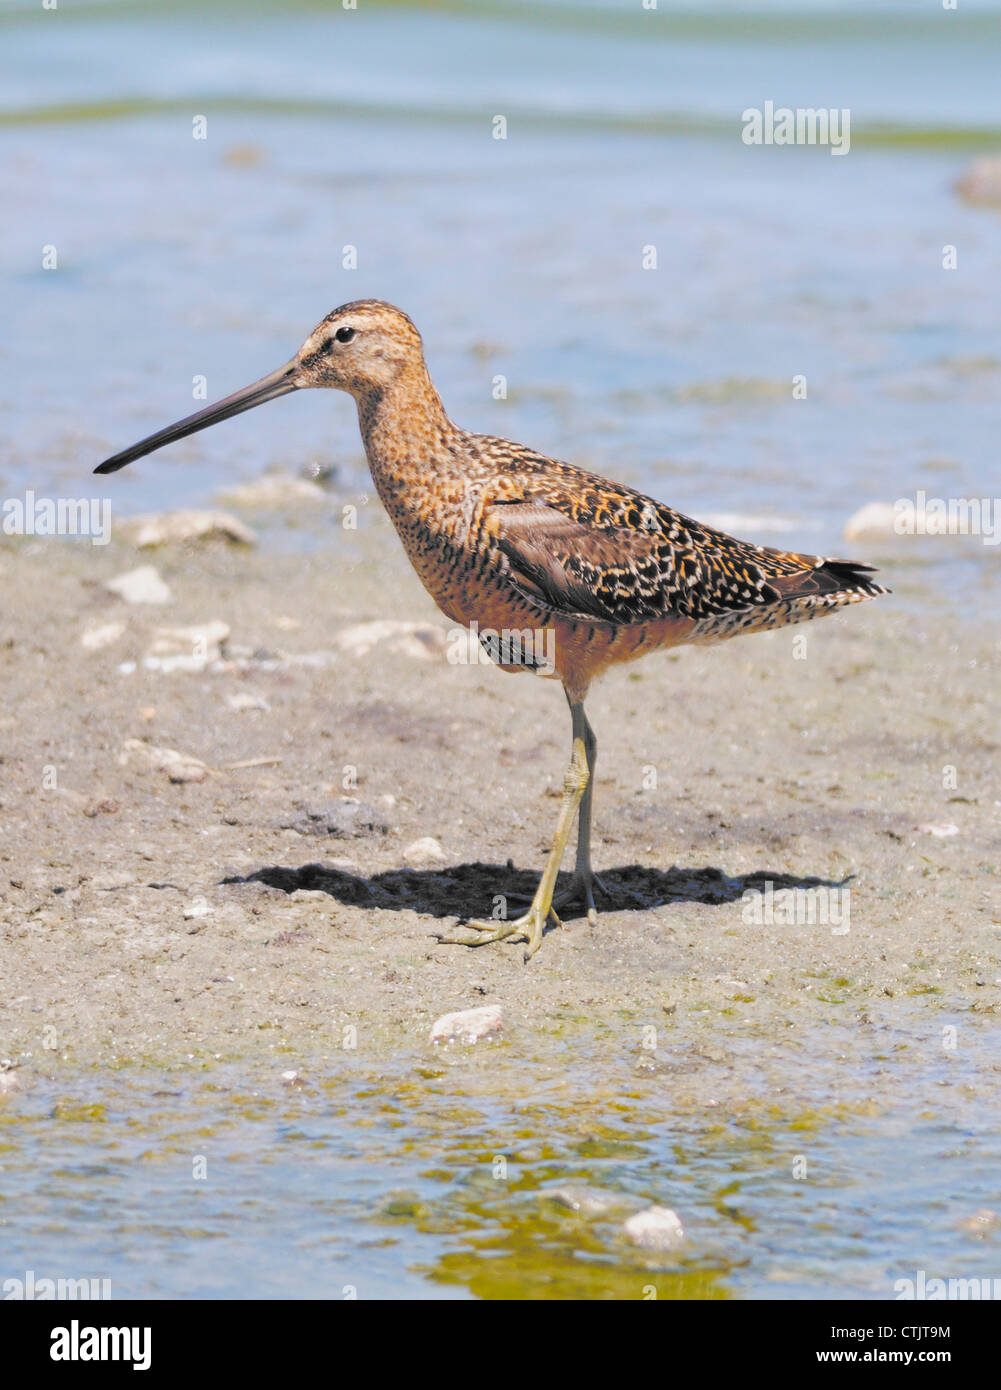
(3, 1008, 1001, 1300)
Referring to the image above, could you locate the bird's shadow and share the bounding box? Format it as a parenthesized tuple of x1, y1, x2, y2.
(220, 860, 852, 922)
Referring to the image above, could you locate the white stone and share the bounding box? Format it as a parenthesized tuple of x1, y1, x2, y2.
(104, 565, 172, 605)
(287, 889, 337, 911)
(334, 620, 447, 662)
(118, 739, 208, 783)
(403, 836, 446, 868)
(623, 1206, 685, 1251)
(429, 1005, 503, 1045)
(225, 691, 271, 712)
(116, 509, 257, 548)
(843, 502, 899, 541)
(216, 474, 327, 508)
(0, 1068, 23, 1095)
(81, 620, 126, 651)
(843, 498, 980, 543)
(144, 620, 230, 673)
(918, 822, 960, 838)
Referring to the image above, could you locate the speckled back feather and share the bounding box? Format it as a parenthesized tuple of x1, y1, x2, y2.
(460, 440, 888, 636)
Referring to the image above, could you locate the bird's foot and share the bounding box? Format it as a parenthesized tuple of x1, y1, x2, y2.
(552, 869, 612, 927)
(435, 900, 562, 960)
(554, 869, 653, 921)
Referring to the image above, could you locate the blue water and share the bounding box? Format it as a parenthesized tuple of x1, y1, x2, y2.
(3, 2, 1000, 595)
(3, 1009, 1000, 1300)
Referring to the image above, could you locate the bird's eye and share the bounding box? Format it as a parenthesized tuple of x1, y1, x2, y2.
(335, 326, 355, 344)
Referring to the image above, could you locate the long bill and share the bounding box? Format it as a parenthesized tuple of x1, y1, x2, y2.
(93, 359, 300, 474)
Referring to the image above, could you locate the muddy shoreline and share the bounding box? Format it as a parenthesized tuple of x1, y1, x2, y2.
(2, 513, 997, 1073)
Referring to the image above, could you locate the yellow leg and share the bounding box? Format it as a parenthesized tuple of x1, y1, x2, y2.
(438, 700, 591, 958)
(552, 700, 606, 926)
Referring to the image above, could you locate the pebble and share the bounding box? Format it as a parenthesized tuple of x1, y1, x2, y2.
(955, 156, 1001, 207)
(282, 799, 389, 839)
(543, 1185, 635, 1218)
(80, 620, 126, 651)
(623, 1206, 685, 1251)
(182, 898, 212, 920)
(225, 692, 271, 713)
(377, 1192, 431, 1220)
(844, 498, 988, 543)
(118, 739, 208, 783)
(223, 142, 265, 168)
(403, 836, 446, 868)
(144, 620, 230, 673)
(918, 822, 960, 838)
(104, 565, 172, 605)
(429, 1005, 503, 1045)
(843, 502, 899, 541)
(958, 1208, 999, 1237)
(0, 1066, 24, 1096)
(216, 474, 327, 508)
(334, 619, 447, 662)
(287, 889, 337, 912)
(116, 509, 257, 548)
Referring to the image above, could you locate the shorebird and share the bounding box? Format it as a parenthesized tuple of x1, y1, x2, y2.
(96, 300, 887, 957)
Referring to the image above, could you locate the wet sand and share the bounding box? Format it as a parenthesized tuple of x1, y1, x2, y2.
(2, 510, 998, 1071)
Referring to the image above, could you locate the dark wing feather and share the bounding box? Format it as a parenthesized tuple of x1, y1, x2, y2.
(482, 469, 884, 627)
(488, 502, 667, 622)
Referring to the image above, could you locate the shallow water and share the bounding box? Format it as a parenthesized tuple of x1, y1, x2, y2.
(3, 1004, 1000, 1300)
(2, 0, 1000, 1300)
(2, 0, 1000, 616)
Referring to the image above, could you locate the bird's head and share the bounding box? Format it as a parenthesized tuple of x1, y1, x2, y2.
(94, 299, 424, 475)
(295, 300, 425, 395)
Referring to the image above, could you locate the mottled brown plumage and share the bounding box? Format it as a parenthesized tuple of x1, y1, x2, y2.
(96, 299, 888, 957)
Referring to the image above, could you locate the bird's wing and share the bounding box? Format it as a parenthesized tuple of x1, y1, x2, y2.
(480, 475, 881, 627)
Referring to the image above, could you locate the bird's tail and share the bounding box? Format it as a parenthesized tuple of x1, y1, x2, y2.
(688, 554, 889, 644)
(769, 555, 890, 605)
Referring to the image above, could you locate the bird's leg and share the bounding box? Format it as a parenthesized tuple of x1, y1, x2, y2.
(551, 700, 609, 925)
(437, 700, 591, 958)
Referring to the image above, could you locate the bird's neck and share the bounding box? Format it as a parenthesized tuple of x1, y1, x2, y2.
(355, 365, 461, 493)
